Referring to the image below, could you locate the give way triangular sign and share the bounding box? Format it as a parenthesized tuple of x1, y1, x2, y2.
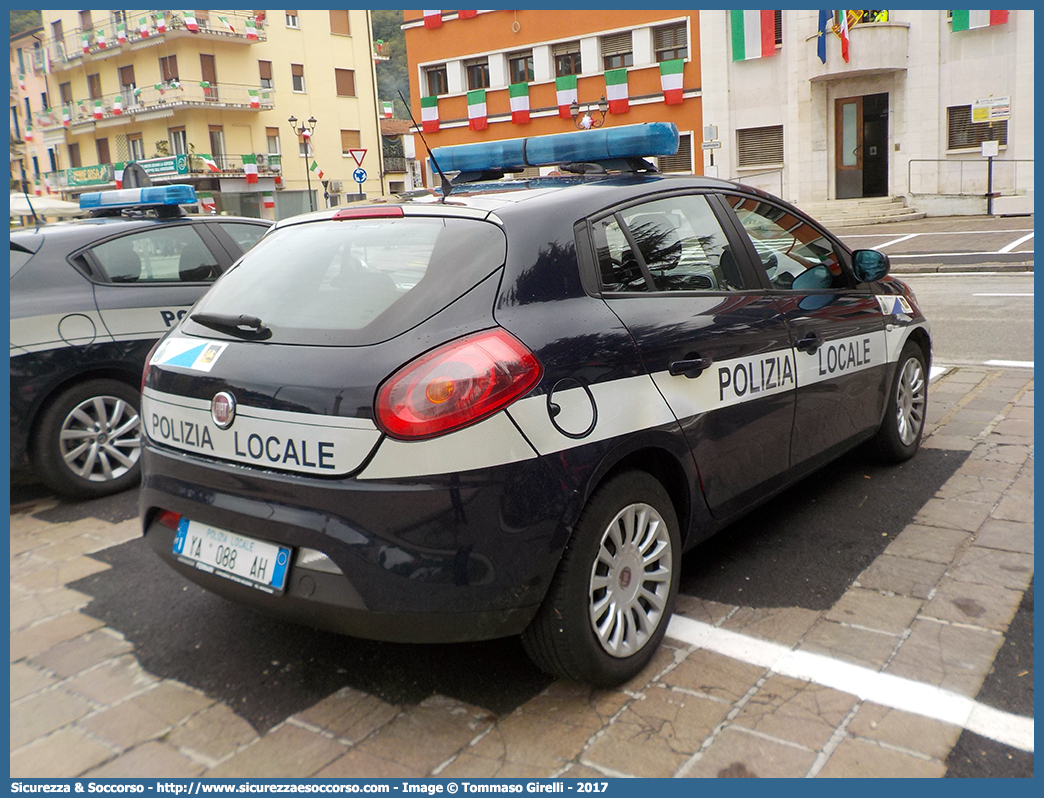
(348, 149, 366, 167)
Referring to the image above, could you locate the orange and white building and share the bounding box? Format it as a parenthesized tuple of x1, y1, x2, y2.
(403, 10, 703, 183)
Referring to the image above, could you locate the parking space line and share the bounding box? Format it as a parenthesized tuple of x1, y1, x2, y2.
(984, 359, 1034, 369)
(973, 293, 1033, 297)
(874, 233, 919, 249)
(845, 229, 1034, 239)
(999, 232, 1034, 253)
(889, 251, 1035, 259)
(666, 615, 1034, 753)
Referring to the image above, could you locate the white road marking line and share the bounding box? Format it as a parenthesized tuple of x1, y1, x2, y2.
(890, 251, 1034, 259)
(973, 293, 1033, 297)
(903, 271, 1035, 278)
(999, 232, 1034, 253)
(666, 616, 1034, 753)
(845, 229, 1034, 238)
(984, 360, 1034, 369)
(874, 233, 919, 249)
(929, 366, 947, 382)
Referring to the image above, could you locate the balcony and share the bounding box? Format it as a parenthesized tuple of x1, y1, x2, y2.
(808, 21, 909, 82)
(44, 10, 267, 73)
(384, 156, 408, 174)
(34, 84, 275, 132)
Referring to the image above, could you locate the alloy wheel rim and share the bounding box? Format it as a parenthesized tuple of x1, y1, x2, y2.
(59, 395, 141, 483)
(896, 357, 926, 446)
(588, 502, 673, 658)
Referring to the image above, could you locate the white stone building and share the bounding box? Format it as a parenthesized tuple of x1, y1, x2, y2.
(699, 10, 1033, 215)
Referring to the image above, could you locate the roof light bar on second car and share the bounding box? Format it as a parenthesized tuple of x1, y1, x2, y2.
(79, 185, 198, 210)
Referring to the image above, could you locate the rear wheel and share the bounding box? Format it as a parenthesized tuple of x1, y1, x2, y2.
(871, 341, 927, 462)
(522, 471, 681, 687)
(34, 378, 143, 499)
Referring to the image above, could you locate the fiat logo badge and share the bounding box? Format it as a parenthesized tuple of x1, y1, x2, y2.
(211, 392, 236, 429)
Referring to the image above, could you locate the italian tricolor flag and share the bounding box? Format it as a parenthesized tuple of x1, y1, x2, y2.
(730, 9, 776, 60)
(243, 154, 258, 183)
(246, 18, 258, 40)
(605, 69, 629, 114)
(509, 83, 530, 124)
(62, 107, 70, 126)
(382, 101, 393, 118)
(248, 89, 260, 108)
(139, 17, 150, 38)
(555, 75, 577, 119)
(157, 13, 167, 33)
(660, 59, 684, 105)
(96, 29, 107, 49)
(423, 10, 442, 29)
(117, 22, 127, 44)
(114, 162, 125, 188)
(421, 95, 439, 133)
(218, 15, 235, 34)
(459, 10, 477, 19)
(199, 192, 216, 212)
(951, 10, 1009, 31)
(24, 124, 33, 142)
(263, 191, 275, 209)
(113, 96, 122, 115)
(184, 11, 199, 33)
(310, 161, 324, 180)
(82, 33, 90, 53)
(93, 100, 104, 120)
(200, 154, 221, 173)
(467, 89, 487, 131)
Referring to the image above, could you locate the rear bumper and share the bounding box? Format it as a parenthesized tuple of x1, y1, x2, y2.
(139, 442, 574, 643)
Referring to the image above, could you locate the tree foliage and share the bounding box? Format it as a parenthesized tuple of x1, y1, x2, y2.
(10, 10, 43, 37)
(372, 9, 410, 120)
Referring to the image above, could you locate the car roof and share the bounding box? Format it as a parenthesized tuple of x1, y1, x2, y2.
(10, 213, 270, 250)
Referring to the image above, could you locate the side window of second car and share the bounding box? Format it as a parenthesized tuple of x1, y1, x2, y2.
(90, 226, 221, 284)
(217, 222, 268, 254)
(728, 196, 847, 291)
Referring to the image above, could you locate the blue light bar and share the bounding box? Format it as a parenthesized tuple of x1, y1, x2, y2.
(79, 185, 198, 210)
(429, 123, 679, 174)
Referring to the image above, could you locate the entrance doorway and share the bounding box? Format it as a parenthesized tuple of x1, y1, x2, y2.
(835, 93, 889, 199)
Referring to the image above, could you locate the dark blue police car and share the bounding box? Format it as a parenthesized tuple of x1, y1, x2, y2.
(10, 186, 270, 498)
(139, 124, 930, 686)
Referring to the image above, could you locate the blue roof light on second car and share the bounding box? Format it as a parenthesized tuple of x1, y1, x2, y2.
(429, 122, 680, 174)
(79, 185, 198, 210)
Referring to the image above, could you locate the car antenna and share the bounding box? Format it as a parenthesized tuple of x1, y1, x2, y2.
(397, 90, 453, 202)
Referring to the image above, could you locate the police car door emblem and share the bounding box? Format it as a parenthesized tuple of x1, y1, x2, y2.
(211, 392, 237, 429)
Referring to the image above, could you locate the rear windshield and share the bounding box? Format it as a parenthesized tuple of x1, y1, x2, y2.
(187, 216, 506, 346)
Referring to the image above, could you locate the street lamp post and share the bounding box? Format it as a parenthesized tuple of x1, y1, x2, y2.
(288, 115, 318, 212)
(569, 96, 609, 130)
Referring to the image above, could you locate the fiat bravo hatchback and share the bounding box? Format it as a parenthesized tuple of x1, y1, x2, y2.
(140, 124, 930, 686)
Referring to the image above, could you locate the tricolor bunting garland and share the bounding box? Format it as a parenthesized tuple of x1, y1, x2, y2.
(730, 9, 776, 60)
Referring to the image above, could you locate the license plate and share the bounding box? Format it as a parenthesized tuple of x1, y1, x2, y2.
(173, 518, 291, 594)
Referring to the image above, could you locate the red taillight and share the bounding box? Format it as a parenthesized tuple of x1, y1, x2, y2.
(375, 329, 542, 440)
(156, 510, 182, 530)
(141, 339, 162, 393)
(332, 206, 404, 220)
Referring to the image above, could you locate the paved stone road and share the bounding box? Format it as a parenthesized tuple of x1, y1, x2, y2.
(10, 366, 1033, 778)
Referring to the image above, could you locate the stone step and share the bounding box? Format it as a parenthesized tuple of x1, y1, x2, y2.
(818, 211, 927, 228)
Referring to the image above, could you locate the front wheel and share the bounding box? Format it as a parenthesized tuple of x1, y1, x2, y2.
(871, 341, 928, 462)
(34, 378, 143, 499)
(522, 471, 681, 687)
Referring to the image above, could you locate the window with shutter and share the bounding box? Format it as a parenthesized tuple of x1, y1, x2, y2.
(737, 125, 784, 167)
(291, 63, 305, 93)
(340, 129, 361, 154)
(654, 23, 688, 61)
(335, 69, 356, 97)
(259, 60, 273, 88)
(947, 105, 1008, 150)
(553, 41, 581, 77)
(329, 10, 350, 35)
(657, 133, 693, 173)
(601, 32, 633, 70)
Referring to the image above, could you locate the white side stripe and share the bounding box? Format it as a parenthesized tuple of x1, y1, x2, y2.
(667, 615, 1034, 753)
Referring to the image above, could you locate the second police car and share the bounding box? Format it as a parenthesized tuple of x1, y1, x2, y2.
(139, 124, 930, 686)
(10, 185, 271, 498)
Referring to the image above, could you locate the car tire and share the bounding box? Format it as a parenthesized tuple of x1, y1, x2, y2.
(522, 470, 681, 687)
(34, 378, 143, 499)
(871, 340, 928, 463)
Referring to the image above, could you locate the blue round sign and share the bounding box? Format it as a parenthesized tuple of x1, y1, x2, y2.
(353, 168, 367, 184)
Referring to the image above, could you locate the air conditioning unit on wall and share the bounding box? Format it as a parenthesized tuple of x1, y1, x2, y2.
(328, 180, 342, 192)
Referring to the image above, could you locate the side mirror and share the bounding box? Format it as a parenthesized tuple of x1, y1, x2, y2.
(852, 249, 890, 282)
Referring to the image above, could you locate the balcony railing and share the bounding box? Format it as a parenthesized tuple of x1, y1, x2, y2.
(33, 84, 275, 131)
(43, 10, 266, 72)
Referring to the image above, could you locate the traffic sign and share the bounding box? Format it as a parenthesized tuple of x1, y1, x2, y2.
(348, 149, 367, 167)
(972, 96, 1011, 123)
(353, 168, 367, 184)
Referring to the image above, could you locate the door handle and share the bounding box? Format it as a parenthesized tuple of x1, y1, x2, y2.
(796, 332, 824, 354)
(669, 355, 713, 379)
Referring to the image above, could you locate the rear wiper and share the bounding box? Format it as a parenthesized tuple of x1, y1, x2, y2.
(189, 312, 271, 340)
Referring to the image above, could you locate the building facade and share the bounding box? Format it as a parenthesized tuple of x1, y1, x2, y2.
(16, 10, 387, 218)
(700, 9, 1034, 214)
(403, 9, 704, 183)
(11, 27, 55, 198)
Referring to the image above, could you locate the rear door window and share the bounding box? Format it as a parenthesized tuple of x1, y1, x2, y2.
(88, 226, 222, 284)
(188, 216, 507, 346)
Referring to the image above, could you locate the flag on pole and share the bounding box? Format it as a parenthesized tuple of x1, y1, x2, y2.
(423, 10, 442, 29)
(93, 99, 104, 119)
(200, 154, 221, 172)
(951, 10, 1009, 31)
(459, 10, 477, 18)
(218, 16, 235, 34)
(199, 191, 217, 212)
(730, 9, 776, 60)
(117, 22, 126, 44)
(467, 89, 488, 131)
(157, 13, 167, 33)
(382, 101, 394, 118)
(605, 69, 629, 114)
(184, 12, 199, 33)
(139, 16, 151, 38)
(817, 10, 830, 63)
(246, 18, 258, 39)
(114, 163, 125, 188)
(659, 59, 684, 105)
(96, 29, 107, 49)
(262, 191, 275, 209)
(509, 82, 531, 124)
(421, 95, 439, 133)
(837, 10, 850, 62)
(310, 160, 324, 180)
(113, 96, 122, 115)
(555, 75, 578, 119)
(243, 154, 258, 183)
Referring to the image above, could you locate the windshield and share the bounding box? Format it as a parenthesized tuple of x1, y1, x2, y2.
(186, 216, 507, 346)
